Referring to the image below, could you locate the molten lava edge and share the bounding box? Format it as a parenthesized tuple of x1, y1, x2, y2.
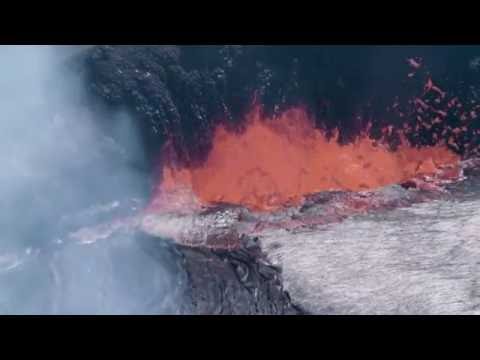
(150, 107, 461, 212)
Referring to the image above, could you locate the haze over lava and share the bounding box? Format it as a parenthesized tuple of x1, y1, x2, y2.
(148, 106, 461, 212)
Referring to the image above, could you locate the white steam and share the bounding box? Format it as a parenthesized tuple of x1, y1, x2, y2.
(0, 46, 183, 314)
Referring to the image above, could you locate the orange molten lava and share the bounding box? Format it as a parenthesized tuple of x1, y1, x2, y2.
(152, 107, 461, 212)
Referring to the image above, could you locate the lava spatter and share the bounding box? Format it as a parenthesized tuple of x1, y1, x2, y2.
(151, 106, 461, 212)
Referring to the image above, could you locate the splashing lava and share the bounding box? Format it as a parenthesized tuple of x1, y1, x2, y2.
(150, 106, 461, 212)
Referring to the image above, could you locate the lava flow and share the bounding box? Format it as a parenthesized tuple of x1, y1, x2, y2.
(149, 106, 461, 212)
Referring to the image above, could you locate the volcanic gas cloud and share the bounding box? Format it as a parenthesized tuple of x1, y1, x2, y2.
(150, 106, 461, 212)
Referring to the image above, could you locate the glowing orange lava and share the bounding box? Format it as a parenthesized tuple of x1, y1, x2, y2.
(151, 107, 461, 212)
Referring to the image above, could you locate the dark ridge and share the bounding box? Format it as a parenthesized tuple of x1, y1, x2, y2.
(137, 233, 302, 315)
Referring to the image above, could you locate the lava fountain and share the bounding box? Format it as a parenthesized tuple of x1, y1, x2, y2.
(149, 106, 461, 212)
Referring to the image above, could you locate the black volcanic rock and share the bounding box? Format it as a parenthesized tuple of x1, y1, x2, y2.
(136, 232, 302, 315)
(80, 45, 224, 166)
(176, 244, 301, 315)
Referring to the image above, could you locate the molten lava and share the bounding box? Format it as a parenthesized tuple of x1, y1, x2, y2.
(150, 107, 461, 212)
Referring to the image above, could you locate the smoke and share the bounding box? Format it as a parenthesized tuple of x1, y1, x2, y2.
(0, 46, 183, 314)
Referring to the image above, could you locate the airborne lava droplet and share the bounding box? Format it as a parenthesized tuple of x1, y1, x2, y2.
(150, 106, 461, 212)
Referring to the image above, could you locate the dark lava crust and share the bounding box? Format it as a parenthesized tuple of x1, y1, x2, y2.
(174, 241, 302, 315)
(128, 232, 303, 315)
